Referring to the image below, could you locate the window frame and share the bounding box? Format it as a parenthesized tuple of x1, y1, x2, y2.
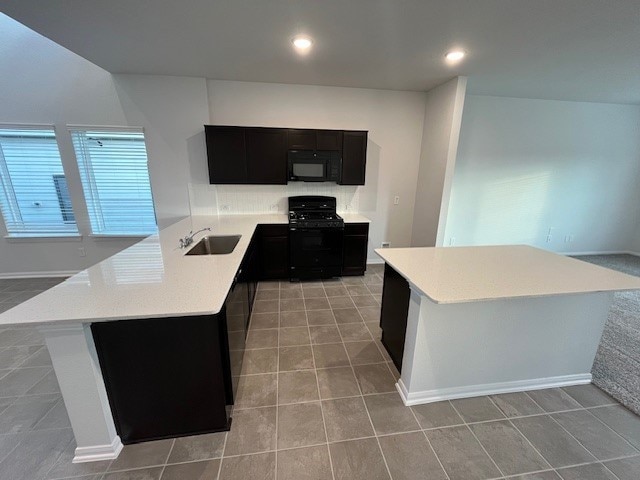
(0, 123, 80, 238)
(68, 125, 158, 237)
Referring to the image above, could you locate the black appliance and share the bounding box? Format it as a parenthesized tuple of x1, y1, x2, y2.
(289, 196, 344, 280)
(288, 150, 342, 183)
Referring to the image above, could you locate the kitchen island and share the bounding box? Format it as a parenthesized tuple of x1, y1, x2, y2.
(375, 245, 640, 406)
(0, 213, 370, 463)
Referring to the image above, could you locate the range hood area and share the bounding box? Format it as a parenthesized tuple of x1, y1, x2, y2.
(204, 125, 368, 186)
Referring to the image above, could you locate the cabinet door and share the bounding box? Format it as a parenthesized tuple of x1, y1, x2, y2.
(287, 129, 316, 150)
(343, 234, 368, 276)
(316, 130, 343, 151)
(245, 128, 287, 184)
(341, 131, 368, 185)
(205, 126, 247, 184)
(259, 234, 289, 279)
(91, 315, 230, 443)
(380, 264, 410, 371)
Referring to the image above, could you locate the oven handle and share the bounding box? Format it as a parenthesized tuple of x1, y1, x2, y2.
(289, 227, 345, 232)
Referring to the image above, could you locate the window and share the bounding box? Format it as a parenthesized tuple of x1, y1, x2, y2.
(0, 126, 78, 237)
(70, 128, 157, 236)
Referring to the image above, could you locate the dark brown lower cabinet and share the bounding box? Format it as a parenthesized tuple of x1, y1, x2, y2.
(379, 263, 411, 371)
(258, 224, 289, 279)
(342, 223, 369, 276)
(92, 314, 231, 444)
(91, 238, 260, 444)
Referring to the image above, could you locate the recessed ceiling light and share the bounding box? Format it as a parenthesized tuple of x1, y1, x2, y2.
(445, 50, 466, 62)
(292, 35, 313, 52)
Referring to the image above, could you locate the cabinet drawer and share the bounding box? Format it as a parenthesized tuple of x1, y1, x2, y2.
(344, 223, 369, 235)
(259, 224, 289, 237)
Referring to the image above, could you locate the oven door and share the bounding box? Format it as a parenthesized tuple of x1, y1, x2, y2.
(289, 227, 344, 274)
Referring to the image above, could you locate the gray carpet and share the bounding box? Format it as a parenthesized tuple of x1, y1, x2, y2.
(574, 254, 640, 415)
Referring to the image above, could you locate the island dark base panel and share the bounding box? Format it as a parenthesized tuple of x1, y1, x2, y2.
(91, 315, 230, 444)
(380, 263, 411, 371)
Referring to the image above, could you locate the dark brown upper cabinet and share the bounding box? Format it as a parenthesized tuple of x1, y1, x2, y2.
(205, 126, 247, 184)
(287, 129, 344, 152)
(245, 128, 287, 184)
(287, 129, 316, 150)
(316, 130, 343, 151)
(206, 125, 367, 186)
(341, 131, 368, 185)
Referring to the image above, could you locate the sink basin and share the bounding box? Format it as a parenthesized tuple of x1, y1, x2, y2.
(185, 235, 241, 255)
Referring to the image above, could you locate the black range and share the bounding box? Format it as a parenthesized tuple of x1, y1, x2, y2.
(288, 195, 344, 281)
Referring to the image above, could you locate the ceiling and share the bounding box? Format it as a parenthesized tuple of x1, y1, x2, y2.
(1, 0, 639, 104)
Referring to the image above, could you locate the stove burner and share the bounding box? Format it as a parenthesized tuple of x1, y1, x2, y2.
(288, 196, 344, 229)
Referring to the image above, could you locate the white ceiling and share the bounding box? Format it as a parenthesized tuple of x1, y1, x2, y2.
(1, 0, 639, 104)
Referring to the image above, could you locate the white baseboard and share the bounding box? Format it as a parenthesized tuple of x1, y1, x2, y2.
(562, 250, 640, 257)
(73, 436, 123, 463)
(0, 270, 79, 279)
(562, 250, 625, 256)
(396, 374, 592, 406)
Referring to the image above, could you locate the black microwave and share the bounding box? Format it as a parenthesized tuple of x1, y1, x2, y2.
(288, 150, 342, 183)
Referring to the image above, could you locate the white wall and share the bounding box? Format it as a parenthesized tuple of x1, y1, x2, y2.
(631, 222, 640, 254)
(202, 80, 427, 261)
(0, 13, 426, 273)
(0, 14, 209, 275)
(411, 77, 467, 247)
(444, 95, 640, 254)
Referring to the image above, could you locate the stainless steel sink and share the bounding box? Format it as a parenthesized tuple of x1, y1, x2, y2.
(185, 235, 241, 255)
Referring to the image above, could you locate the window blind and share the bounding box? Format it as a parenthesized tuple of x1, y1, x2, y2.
(0, 127, 78, 236)
(70, 128, 157, 236)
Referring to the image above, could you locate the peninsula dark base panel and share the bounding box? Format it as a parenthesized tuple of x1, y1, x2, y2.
(379, 263, 411, 371)
(91, 315, 230, 444)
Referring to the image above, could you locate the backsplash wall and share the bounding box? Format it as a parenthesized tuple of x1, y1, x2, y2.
(188, 183, 360, 216)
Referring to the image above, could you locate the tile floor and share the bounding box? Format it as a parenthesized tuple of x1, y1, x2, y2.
(1, 268, 640, 479)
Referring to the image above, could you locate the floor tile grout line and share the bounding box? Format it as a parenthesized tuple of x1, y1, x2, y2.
(274, 282, 281, 479)
(404, 404, 451, 480)
(598, 461, 624, 480)
(581, 404, 640, 454)
(308, 281, 336, 480)
(542, 418, 623, 480)
(330, 283, 394, 480)
(10, 344, 47, 370)
(499, 468, 558, 479)
(485, 394, 555, 473)
(31, 397, 68, 431)
(157, 438, 176, 480)
(523, 391, 602, 468)
(215, 421, 229, 480)
(448, 399, 507, 478)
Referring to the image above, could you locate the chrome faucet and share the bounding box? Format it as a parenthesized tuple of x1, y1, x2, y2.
(179, 227, 211, 249)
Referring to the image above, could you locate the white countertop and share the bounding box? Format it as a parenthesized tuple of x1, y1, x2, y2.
(339, 213, 370, 223)
(375, 245, 640, 304)
(0, 213, 369, 327)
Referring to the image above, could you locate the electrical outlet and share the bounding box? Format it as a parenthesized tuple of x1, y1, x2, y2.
(449, 237, 456, 246)
(269, 204, 278, 212)
(381, 242, 390, 248)
(394, 196, 400, 205)
(78, 247, 86, 257)
(221, 205, 230, 212)
(546, 235, 552, 243)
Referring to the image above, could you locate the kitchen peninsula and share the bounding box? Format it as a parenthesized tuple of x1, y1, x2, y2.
(376, 245, 640, 406)
(0, 213, 370, 463)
